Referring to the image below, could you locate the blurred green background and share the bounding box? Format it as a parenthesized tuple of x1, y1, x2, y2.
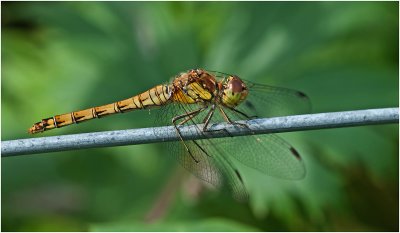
(2, 2, 398, 231)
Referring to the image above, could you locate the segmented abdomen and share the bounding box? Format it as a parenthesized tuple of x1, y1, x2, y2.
(28, 84, 170, 134)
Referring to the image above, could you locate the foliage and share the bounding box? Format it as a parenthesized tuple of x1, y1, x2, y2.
(2, 2, 398, 231)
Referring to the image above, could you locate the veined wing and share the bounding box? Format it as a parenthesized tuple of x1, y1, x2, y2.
(179, 136, 249, 201)
(214, 84, 307, 180)
(210, 71, 311, 119)
(154, 100, 248, 201)
(153, 72, 310, 199)
(238, 80, 311, 119)
(155, 102, 305, 198)
(206, 131, 306, 180)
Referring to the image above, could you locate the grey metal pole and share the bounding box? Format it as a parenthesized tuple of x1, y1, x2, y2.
(2, 108, 398, 157)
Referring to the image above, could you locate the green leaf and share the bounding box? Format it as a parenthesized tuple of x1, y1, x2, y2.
(90, 218, 260, 232)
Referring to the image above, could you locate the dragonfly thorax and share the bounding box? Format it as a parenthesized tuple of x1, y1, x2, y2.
(220, 75, 248, 108)
(171, 69, 217, 104)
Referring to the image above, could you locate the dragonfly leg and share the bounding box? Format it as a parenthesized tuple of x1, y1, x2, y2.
(177, 106, 207, 126)
(199, 105, 234, 137)
(192, 140, 212, 157)
(201, 104, 216, 131)
(201, 104, 235, 139)
(218, 106, 251, 130)
(230, 107, 257, 119)
(218, 106, 233, 123)
(226, 107, 254, 132)
(172, 107, 207, 163)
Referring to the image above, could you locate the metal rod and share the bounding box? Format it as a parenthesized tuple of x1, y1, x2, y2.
(2, 108, 398, 157)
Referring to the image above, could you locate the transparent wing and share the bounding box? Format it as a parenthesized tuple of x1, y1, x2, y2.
(214, 84, 308, 180)
(237, 80, 312, 119)
(188, 138, 249, 201)
(208, 132, 306, 180)
(154, 101, 248, 201)
(210, 70, 311, 118)
(153, 74, 310, 200)
(162, 101, 306, 181)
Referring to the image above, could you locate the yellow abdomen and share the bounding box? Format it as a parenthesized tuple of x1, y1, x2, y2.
(28, 84, 170, 134)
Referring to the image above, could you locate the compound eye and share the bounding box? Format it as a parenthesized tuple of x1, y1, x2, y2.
(228, 77, 244, 93)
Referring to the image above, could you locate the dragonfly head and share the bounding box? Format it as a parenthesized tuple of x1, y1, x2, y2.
(221, 75, 248, 107)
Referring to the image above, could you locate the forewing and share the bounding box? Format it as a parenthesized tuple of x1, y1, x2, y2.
(152, 76, 310, 199)
(238, 80, 311, 119)
(209, 71, 311, 118)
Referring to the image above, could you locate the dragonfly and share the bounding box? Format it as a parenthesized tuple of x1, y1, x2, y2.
(29, 68, 311, 200)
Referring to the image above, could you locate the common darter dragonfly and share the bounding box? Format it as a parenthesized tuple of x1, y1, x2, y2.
(29, 69, 310, 200)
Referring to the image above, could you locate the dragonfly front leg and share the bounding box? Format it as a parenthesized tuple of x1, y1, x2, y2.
(200, 105, 235, 138)
(218, 106, 251, 130)
(230, 107, 257, 120)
